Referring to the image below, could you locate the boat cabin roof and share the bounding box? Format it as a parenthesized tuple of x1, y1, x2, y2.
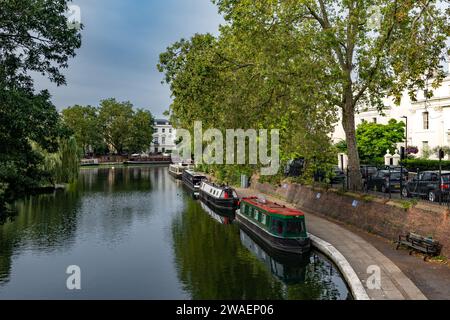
(242, 197, 305, 217)
(185, 170, 206, 178)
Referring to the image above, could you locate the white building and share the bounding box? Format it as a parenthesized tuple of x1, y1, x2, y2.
(332, 74, 450, 159)
(150, 119, 177, 154)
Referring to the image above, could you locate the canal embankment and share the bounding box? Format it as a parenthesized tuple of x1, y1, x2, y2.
(236, 185, 429, 300)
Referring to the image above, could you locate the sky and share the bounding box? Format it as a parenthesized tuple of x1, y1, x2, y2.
(34, 0, 224, 118)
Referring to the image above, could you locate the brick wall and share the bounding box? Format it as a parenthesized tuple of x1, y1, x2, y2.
(252, 181, 450, 257)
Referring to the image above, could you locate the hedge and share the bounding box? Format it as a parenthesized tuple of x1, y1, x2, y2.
(400, 159, 450, 172)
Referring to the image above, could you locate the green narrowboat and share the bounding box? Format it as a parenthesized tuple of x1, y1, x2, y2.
(236, 197, 310, 255)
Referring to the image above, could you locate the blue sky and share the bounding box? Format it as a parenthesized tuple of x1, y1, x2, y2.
(34, 0, 223, 118)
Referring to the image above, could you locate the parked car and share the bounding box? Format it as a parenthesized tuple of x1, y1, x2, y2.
(367, 170, 405, 193)
(401, 171, 450, 202)
(384, 165, 409, 178)
(360, 165, 378, 181)
(284, 158, 305, 177)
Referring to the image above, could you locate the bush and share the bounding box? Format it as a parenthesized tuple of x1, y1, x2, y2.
(400, 159, 450, 172)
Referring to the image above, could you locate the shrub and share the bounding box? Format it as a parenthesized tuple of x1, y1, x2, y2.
(401, 159, 450, 171)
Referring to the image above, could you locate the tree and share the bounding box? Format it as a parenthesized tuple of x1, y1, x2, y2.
(0, 0, 82, 210)
(62, 105, 104, 155)
(98, 99, 134, 154)
(212, 0, 449, 190)
(97, 99, 154, 155)
(158, 30, 338, 182)
(127, 109, 154, 154)
(356, 119, 405, 163)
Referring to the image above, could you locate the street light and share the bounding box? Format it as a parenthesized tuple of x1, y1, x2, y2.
(401, 116, 408, 157)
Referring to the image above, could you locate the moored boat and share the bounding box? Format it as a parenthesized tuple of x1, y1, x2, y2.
(199, 181, 239, 213)
(182, 170, 207, 197)
(236, 197, 310, 255)
(80, 159, 99, 167)
(169, 163, 194, 179)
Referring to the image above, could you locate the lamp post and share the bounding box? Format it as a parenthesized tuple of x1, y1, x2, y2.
(401, 116, 408, 156)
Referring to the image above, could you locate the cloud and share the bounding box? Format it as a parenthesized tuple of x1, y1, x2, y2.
(33, 0, 224, 117)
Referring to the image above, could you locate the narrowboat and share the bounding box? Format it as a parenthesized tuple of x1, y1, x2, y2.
(236, 197, 310, 255)
(182, 170, 207, 197)
(169, 163, 194, 179)
(199, 181, 239, 213)
(80, 159, 99, 167)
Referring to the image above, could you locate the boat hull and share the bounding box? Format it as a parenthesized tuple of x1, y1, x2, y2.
(199, 190, 239, 213)
(236, 210, 311, 255)
(169, 170, 183, 179)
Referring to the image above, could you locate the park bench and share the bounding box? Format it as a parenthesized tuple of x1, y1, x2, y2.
(396, 233, 442, 261)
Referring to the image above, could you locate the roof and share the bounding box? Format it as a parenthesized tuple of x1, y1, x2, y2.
(242, 197, 305, 217)
(155, 119, 171, 125)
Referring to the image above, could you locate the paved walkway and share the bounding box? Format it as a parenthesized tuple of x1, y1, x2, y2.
(236, 188, 427, 300)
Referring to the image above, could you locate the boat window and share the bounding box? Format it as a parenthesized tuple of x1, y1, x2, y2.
(270, 219, 284, 236)
(261, 214, 267, 225)
(285, 220, 304, 236)
(254, 210, 259, 221)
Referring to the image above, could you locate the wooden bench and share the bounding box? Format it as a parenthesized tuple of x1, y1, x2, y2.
(396, 233, 442, 261)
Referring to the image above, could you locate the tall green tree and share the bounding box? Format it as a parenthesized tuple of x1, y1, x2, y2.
(211, 0, 449, 190)
(62, 105, 104, 155)
(98, 98, 134, 155)
(98, 99, 154, 155)
(0, 0, 82, 210)
(127, 109, 154, 154)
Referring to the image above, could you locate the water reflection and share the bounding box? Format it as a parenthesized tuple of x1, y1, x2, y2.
(172, 197, 352, 300)
(0, 166, 351, 299)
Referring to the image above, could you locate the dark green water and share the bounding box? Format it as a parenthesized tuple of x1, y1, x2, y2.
(0, 166, 351, 300)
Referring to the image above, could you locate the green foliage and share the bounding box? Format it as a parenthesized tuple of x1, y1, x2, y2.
(62, 105, 105, 155)
(401, 159, 450, 172)
(98, 98, 154, 155)
(356, 119, 405, 162)
(0, 0, 82, 210)
(31, 136, 80, 185)
(63, 100, 155, 156)
(160, 0, 449, 190)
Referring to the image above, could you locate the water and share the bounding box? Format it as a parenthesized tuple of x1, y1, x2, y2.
(0, 166, 351, 300)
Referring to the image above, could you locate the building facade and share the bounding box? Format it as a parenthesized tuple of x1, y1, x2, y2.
(149, 119, 177, 154)
(332, 75, 450, 159)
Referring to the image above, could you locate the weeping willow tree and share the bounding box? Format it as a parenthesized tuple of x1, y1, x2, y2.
(32, 136, 80, 186)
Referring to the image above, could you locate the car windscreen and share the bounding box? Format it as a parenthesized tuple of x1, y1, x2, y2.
(390, 172, 402, 180)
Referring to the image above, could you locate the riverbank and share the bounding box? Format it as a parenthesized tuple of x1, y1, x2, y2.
(236, 187, 430, 300)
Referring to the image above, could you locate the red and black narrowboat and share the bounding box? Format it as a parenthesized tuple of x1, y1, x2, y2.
(199, 181, 239, 213)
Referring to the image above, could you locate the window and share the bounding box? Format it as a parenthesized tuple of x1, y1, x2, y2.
(261, 214, 267, 225)
(162, 128, 166, 133)
(422, 172, 432, 181)
(286, 221, 304, 236)
(254, 210, 259, 221)
(271, 219, 284, 236)
(169, 129, 172, 134)
(373, 118, 377, 124)
(423, 112, 429, 130)
(162, 136, 166, 145)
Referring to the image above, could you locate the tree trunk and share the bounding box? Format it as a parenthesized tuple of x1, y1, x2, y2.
(342, 102, 363, 191)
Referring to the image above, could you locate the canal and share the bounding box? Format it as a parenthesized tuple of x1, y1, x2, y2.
(0, 166, 351, 300)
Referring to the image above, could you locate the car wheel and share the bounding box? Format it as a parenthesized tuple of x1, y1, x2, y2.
(402, 187, 410, 198)
(428, 191, 437, 203)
